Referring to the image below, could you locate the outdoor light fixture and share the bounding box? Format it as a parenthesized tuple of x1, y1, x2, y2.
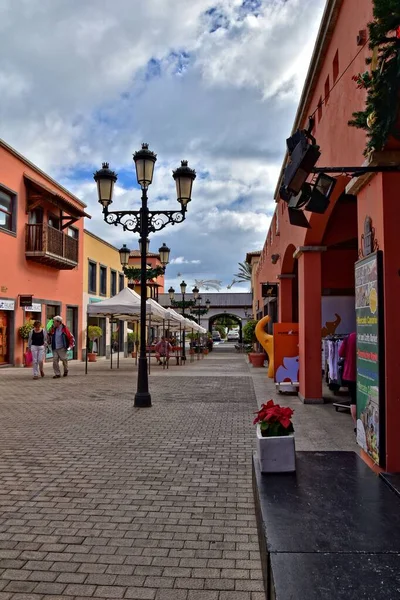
(271, 254, 280, 264)
(173, 160, 196, 208)
(192, 285, 200, 301)
(94, 162, 118, 209)
(133, 143, 157, 188)
(158, 243, 170, 268)
(283, 130, 321, 195)
(119, 244, 131, 267)
(305, 173, 337, 214)
(138, 238, 150, 255)
(180, 280, 187, 295)
(95, 143, 196, 408)
(168, 286, 175, 301)
(288, 207, 311, 229)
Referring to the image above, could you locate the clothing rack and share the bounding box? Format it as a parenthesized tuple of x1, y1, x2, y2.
(322, 334, 352, 412)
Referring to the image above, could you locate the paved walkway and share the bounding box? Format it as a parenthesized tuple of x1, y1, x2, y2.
(0, 347, 356, 599)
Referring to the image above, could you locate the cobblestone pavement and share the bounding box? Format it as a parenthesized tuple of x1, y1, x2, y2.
(0, 350, 266, 600)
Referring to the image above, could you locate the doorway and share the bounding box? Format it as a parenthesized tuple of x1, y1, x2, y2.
(66, 306, 78, 359)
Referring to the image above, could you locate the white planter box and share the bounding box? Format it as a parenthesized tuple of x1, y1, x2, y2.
(256, 424, 296, 473)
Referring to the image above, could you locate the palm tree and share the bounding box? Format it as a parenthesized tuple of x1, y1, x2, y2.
(234, 261, 251, 283)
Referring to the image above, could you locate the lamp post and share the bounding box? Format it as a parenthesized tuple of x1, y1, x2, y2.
(94, 145, 196, 407)
(192, 286, 210, 348)
(180, 280, 187, 363)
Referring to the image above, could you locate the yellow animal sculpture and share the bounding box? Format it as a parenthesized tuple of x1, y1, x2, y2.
(255, 315, 274, 378)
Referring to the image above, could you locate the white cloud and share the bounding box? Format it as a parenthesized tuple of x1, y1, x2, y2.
(0, 0, 325, 290)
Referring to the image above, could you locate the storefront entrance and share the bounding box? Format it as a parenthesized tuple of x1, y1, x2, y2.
(0, 309, 11, 364)
(66, 306, 78, 359)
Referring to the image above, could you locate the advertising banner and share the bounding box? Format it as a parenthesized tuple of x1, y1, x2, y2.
(355, 251, 385, 466)
(273, 323, 299, 384)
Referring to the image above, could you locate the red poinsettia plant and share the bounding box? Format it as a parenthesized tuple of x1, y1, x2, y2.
(253, 399, 294, 437)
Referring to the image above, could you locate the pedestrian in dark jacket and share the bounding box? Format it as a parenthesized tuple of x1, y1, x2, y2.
(48, 316, 75, 379)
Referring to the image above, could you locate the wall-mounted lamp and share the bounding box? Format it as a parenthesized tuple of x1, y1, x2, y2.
(271, 254, 280, 264)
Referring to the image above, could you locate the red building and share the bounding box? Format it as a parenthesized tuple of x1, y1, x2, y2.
(0, 139, 90, 366)
(254, 0, 400, 470)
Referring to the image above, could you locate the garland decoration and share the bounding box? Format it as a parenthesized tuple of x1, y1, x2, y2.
(170, 299, 196, 309)
(123, 265, 164, 282)
(348, 0, 400, 155)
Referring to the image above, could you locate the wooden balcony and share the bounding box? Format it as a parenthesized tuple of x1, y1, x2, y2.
(25, 224, 78, 269)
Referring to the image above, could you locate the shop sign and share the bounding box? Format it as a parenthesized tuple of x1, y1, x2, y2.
(24, 303, 42, 312)
(355, 251, 384, 467)
(89, 298, 102, 303)
(262, 283, 278, 298)
(0, 300, 15, 311)
(19, 295, 33, 307)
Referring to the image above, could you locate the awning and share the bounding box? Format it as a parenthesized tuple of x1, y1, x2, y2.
(24, 173, 91, 224)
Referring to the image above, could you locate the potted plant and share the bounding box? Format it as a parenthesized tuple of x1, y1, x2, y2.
(128, 332, 140, 358)
(19, 320, 34, 367)
(243, 320, 265, 367)
(87, 325, 103, 362)
(253, 400, 295, 473)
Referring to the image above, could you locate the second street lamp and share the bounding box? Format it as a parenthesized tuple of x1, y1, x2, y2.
(94, 144, 196, 407)
(180, 280, 187, 363)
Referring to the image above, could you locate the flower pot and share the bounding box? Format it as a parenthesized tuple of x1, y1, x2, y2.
(249, 352, 265, 367)
(131, 351, 137, 358)
(256, 424, 295, 473)
(87, 352, 97, 362)
(203, 349, 209, 355)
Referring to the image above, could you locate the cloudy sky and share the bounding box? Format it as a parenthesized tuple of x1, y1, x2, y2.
(0, 0, 325, 292)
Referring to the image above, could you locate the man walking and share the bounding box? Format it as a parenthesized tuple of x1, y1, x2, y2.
(49, 316, 75, 379)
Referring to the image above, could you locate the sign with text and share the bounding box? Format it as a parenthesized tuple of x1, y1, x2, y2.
(0, 300, 15, 311)
(262, 283, 278, 298)
(355, 251, 385, 467)
(24, 303, 42, 312)
(273, 323, 299, 384)
(19, 295, 33, 307)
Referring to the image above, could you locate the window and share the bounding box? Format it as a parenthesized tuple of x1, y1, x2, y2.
(324, 75, 330, 104)
(0, 188, 16, 233)
(100, 266, 107, 295)
(119, 273, 124, 292)
(48, 213, 60, 229)
(111, 270, 117, 296)
(333, 50, 339, 82)
(88, 261, 97, 293)
(67, 227, 79, 239)
(317, 97, 323, 123)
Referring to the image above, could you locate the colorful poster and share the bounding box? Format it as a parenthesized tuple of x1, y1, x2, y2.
(273, 323, 299, 384)
(355, 251, 384, 466)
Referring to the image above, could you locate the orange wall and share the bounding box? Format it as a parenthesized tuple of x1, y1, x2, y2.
(0, 144, 85, 365)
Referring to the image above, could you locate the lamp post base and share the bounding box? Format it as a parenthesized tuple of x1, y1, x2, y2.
(134, 391, 152, 407)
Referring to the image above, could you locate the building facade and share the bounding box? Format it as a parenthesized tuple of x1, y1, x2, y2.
(0, 139, 89, 367)
(254, 0, 400, 471)
(83, 230, 127, 359)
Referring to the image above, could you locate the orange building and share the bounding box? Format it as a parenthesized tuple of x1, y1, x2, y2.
(254, 0, 400, 470)
(0, 139, 90, 367)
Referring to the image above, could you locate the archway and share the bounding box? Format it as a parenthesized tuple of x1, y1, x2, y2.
(209, 312, 243, 343)
(279, 243, 298, 323)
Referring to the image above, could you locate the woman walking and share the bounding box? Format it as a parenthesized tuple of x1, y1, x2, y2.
(27, 321, 48, 380)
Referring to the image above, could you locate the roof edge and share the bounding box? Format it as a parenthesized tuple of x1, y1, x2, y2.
(0, 138, 87, 209)
(273, 0, 343, 200)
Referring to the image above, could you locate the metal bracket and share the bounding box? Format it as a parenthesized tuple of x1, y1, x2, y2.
(312, 165, 400, 177)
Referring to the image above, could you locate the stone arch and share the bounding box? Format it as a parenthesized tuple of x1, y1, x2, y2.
(209, 312, 244, 342)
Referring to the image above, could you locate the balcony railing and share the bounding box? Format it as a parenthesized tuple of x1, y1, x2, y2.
(25, 223, 78, 269)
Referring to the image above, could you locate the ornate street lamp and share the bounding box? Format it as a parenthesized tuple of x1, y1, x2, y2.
(158, 243, 170, 271)
(95, 144, 196, 407)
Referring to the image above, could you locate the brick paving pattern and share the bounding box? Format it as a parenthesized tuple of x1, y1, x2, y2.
(0, 351, 266, 599)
